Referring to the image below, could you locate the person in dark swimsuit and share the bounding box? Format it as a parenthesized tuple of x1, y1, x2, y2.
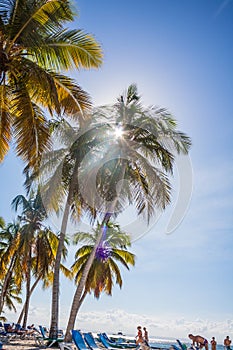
(211, 337, 217, 350)
(143, 327, 149, 346)
(224, 336, 231, 350)
(189, 334, 209, 350)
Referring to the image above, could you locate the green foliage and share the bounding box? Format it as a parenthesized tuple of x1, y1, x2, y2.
(0, 0, 103, 171)
(72, 222, 135, 298)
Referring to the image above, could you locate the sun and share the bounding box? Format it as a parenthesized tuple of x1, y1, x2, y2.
(113, 125, 124, 139)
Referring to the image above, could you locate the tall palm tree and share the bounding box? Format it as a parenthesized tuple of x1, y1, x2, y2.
(37, 84, 191, 341)
(63, 84, 191, 340)
(65, 223, 135, 334)
(33, 119, 104, 338)
(0, 0, 102, 172)
(11, 191, 64, 328)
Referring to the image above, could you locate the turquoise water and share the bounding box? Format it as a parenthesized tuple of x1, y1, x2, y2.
(149, 341, 225, 350)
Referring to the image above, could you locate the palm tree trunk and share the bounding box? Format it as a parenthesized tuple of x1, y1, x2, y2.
(79, 290, 88, 307)
(64, 165, 126, 341)
(17, 275, 41, 325)
(64, 206, 123, 341)
(64, 160, 126, 342)
(64, 226, 104, 342)
(49, 158, 80, 339)
(22, 251, 32, 328)
(49, 197, 70, 339)
(0, 255, 16, 314)
(64, 288, 88, 341)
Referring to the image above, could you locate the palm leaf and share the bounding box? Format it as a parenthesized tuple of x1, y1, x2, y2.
(8, 0, 74, 45)
(0, 85, 13, 161)
(11, 86, 51, 171)
(34, 29, 103, 71)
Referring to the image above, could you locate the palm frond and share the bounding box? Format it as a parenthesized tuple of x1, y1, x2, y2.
(0, 85, 13, 161)
(8, 0, 74, 45)
(11, 87, 51, 171)
(52, 73, 92, 117)
(33, 29, 103, 71)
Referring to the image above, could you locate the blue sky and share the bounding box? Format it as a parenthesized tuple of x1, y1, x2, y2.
(1, 0, 233, 343)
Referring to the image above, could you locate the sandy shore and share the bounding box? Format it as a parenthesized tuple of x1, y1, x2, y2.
(0, 338, 72, 350)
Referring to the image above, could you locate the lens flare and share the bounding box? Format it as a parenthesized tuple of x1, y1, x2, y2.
(114, 125, 124, 138)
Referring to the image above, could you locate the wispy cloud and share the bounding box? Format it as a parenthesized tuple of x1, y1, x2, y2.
(73, 310, 233, 340)
(214, 0, 232, 18)
(4, 305, 233, 340)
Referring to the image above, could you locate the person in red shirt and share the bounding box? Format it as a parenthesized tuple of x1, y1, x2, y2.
(136, 326, 143, 346)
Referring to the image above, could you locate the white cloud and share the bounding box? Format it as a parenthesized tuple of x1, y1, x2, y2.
(9, 308, 228, 341)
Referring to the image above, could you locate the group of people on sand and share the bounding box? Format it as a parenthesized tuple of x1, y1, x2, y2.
(5, 323, 39, 337)
(188, 334, 232, 350)
(136, 326, 149, 348)
(135, 330, 231, 350)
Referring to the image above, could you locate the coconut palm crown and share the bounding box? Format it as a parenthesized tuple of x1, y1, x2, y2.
(75, 83, 192, 223)
(72, 222, 135, 300)
(0, 0, 102, 171)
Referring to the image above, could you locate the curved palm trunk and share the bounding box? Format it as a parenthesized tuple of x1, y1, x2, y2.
(17, 275, 40, 325)
(64, 161, 126, 342)
(0, 254, 16, 314)
(64, 227, 104, 341)
(49, 158, 80, 339)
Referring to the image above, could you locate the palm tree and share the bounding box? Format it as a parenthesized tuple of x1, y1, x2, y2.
(63, 83, 191, 340)
(0, 277, 22, 314)
(74, 223, 135, 301)
(65, 222, 135, 333)
(16, 228, 71, 325)
(35, 84, 191, 339)
(0, 221, 22, 315)
(11, 191, 66, 328)
(33, 119, 105, 338)
(0, 0, 102, 172)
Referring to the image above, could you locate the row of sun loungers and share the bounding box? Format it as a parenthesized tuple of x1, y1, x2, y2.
(35, 328, 138, 350)
(57, 331, 186, 350)
(1, 322, 186, 350)
(59, 330, 137, 350)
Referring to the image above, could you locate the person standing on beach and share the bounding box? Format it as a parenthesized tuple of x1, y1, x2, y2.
(143, 327, 149, 346)
(136, 326, 143, 344)
(136, 326, 145, 349)
(224, 336, 232, 350)
(211, 337, 217, 350)
(188, 334, 209, 350)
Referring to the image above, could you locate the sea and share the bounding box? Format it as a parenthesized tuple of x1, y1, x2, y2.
(149, 339, 225, 350)
(106, 334, 226, 350)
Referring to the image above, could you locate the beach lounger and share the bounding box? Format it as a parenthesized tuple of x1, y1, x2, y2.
(99, 333, 135, 349)
(101, 333, 136, 348)
(84, 332, 101, 350)
(171, 345, 180, 350)
(59, 343, 73, 350)
(59, 330, 89, 350)
(176, 340, 188, 350)
(72, 329, 91, 350)
(35, 325, 64, 348)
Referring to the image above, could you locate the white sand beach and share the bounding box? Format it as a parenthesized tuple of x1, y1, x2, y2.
(0, 338, 66, 350)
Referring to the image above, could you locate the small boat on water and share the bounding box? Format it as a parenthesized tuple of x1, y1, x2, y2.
(113, 331, 125, 336)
